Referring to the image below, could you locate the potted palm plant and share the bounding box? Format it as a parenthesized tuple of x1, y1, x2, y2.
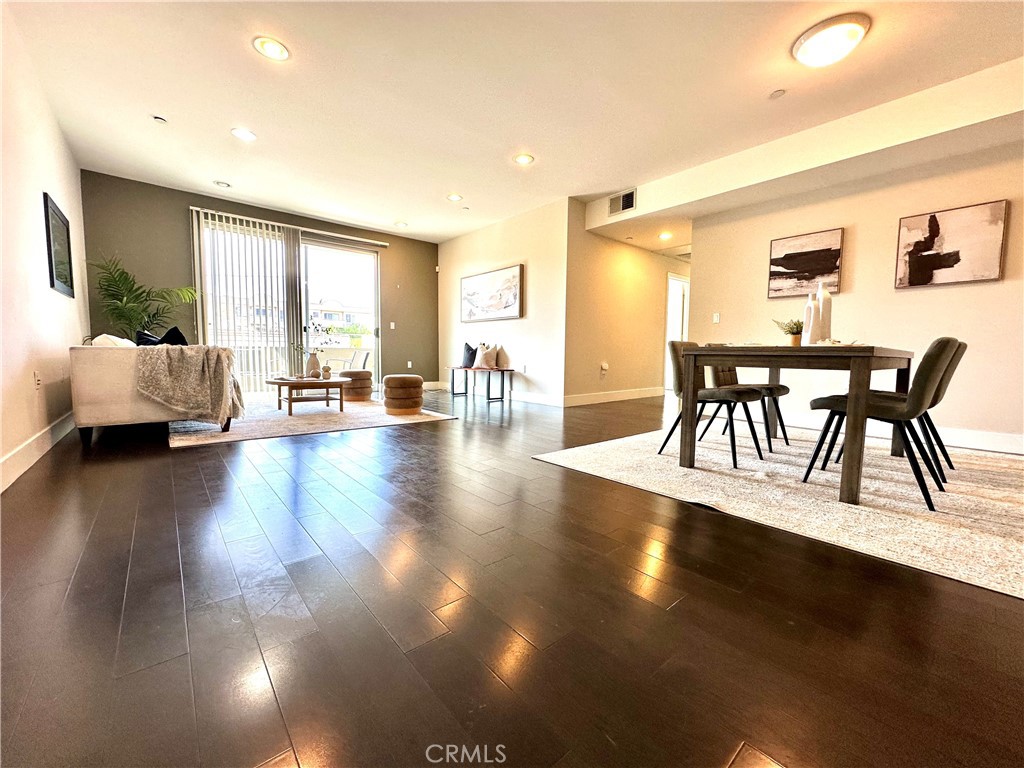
(90, 257, 197, 338)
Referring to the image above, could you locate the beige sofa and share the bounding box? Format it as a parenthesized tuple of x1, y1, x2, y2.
(69, 346, 233, 446)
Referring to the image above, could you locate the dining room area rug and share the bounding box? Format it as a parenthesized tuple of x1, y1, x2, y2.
(169, 397, 455, 448)
(534, 427, 1024, 598)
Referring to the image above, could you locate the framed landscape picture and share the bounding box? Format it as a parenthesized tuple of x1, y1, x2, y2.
(767, 228, 843, 298)
(460, 264, 523, 322)
(44, 193, 74, 297)
(895, 200, 1008, 289)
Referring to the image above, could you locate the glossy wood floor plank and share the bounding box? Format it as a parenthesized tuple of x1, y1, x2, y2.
(1, 393, 1021, 767)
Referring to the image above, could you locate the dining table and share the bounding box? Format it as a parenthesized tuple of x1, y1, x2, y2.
(675, 345, 914, 505)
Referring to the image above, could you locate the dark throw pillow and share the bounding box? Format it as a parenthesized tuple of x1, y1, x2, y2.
(159, 326, 189, 346)
(461, 342, 477, 368)
(136, 330, 161, 346)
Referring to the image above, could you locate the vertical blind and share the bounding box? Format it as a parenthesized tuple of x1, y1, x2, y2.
(191, 210, 302, 392)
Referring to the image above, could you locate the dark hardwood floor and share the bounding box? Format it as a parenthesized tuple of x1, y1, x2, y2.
(2, 392, 1021, 767)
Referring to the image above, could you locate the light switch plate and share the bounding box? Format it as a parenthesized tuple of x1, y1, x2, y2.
(712, 312, 721, 324)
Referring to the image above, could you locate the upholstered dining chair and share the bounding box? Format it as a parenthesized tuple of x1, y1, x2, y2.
(802, 337, 959, 511)
(832, 341, 967, 483)
(705, 362, 791, 453)
(659, 341, 765, 468)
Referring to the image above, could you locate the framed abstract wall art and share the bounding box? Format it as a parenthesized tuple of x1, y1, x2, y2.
(460, 264, 523, 322)
(895, 200, 1008, 289)
(767, 228, 843, 298)
(44, 192, 74, 298)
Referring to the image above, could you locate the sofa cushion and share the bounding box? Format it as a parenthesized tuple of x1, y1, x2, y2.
(462, 342, 477, 368)
(92, 334, 136, 347)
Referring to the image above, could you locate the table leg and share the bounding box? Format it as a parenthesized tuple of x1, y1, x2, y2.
(839, 359, 871, 504)
(339, 384, 344, 412)
(678, 356, 698, 468)
(276, 384, 282, 410)
(892, 363, 911, 457)
(767, 367, 781, 438)
(288, 389, 293, 416)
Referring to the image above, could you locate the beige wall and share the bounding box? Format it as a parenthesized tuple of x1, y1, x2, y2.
(565, 199, 684, 404)
(438, 200, 568, 405)
(80, 172, 439, 381)
(690, 142, 1024, 452)
(1, 9, 92, 490)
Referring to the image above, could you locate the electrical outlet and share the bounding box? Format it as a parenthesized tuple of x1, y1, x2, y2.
(390, 322, 396, 330)
(600, 362, 609, 371)
(407, 361, 412, 369)
(33, 371, 42, 390)
(712, 312, 721, 324)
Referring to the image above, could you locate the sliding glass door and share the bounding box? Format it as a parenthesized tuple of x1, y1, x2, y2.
(301, 239, 379, 382)
(191, 209, 381, 394)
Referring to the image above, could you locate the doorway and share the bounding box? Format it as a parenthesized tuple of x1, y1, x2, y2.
(301, 240, 380, 383)
(665, 273, 690, 390)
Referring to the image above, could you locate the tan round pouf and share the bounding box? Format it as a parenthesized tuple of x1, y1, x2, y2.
(342, 369, 374, 401)
(382, 374, 423, 414)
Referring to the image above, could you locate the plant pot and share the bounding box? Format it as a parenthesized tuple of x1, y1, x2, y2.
(788, 334, 802, 347)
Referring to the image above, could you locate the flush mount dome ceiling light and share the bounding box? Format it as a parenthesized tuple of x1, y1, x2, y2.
(446, 193, 463, 202)
(231, 127, 257, 142)
(792, 13, 871, 68)
(513, 153, 535, 166)
(253, 36, 290, 61)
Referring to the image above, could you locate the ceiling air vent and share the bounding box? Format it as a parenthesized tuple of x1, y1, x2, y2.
(608, 188, 636, 216)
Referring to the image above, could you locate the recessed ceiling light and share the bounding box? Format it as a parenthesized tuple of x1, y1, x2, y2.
(394, 221, 408, 228)
(659, 232, 673, 241)
(792, 13, 871, 68)
(152, 115, 168, 124)
(253, 36, 290, 61)
(513, 153, 535, 166)
(769, 89, 787, 100)
(626, 237, 634, 241)
(447, 193, 463, 202)
(462, 207, 470, 211)
(214, 181, 232, 188)
(231, 127, 257, 142)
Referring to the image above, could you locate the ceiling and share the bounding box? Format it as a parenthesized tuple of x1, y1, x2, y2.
(8, 2, 1023, 245)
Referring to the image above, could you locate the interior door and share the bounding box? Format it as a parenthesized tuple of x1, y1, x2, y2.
(665, 274, 690, 389)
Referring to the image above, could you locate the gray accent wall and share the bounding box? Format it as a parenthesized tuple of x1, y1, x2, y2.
(80, 171, 439, 380)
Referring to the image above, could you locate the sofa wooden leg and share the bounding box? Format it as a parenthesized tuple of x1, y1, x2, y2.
(78, 427, 93, 448)
(221, 417, 232, 433)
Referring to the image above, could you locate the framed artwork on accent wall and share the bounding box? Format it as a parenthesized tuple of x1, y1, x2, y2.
(767, 228, 843, 299)
(43, 192, 74, 298)
(895, 200, 1008, 289)
(460, 264, 523, 322)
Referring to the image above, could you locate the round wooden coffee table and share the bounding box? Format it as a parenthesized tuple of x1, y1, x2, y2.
(266, 377, 352, 415)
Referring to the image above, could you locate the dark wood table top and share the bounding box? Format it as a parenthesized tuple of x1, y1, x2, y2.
(266, 377, 352, 388)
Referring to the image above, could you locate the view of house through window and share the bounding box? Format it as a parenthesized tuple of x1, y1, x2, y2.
(302, 242, 379, 381)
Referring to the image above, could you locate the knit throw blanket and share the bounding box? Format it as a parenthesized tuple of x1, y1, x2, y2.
(136, 346, 244, 425)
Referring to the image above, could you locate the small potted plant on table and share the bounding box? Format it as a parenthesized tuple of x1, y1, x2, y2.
(773, 319, 804, 346)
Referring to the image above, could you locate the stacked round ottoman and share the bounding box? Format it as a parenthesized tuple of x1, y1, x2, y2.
(382, 374, 424, 415)
(344, 369, 373, 402)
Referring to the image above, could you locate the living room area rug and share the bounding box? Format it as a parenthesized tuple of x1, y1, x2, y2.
(534, 427, 1024, 598)
(169, 397, 455, 448)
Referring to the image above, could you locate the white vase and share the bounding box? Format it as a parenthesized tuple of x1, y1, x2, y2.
(816, 282, 832, 341)
(802, 293, 821, 346)
(305, 351, 321, 377)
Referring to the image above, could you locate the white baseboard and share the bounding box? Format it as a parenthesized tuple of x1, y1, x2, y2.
(563, 387, 666, 408)
(1, 411, 76, 492)
(421, 380, 444, 391)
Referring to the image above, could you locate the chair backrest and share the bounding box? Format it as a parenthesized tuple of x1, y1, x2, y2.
(710, 365, 739, 387)
(668, 341, 706, 398)
(904, 337, 960, 418)
(929, 341, 966, 408)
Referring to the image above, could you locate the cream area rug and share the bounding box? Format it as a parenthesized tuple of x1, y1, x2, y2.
(169, 397, 455, 448)
(534, 427, 1024, 598)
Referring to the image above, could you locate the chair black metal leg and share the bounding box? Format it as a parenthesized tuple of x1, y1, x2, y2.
(657, 413, 683, 455)
(698, 403, 723, 441)
(906, 420, 944, 492)
(741, 402, 764, 460)
(771, 396, 790, 446)
(917, 415, 946, 484)
(821, 413, 846, 469)
(696, 401, 707, 426)
(721, 416, 730, 436)
(835, 440, 844, 463)
(759, 398, 774, 453)
(896, 420, 935, 511)
(726, 403, 738, 469)
(803, 411, 836, 483)
(922, 411, 955, 470)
